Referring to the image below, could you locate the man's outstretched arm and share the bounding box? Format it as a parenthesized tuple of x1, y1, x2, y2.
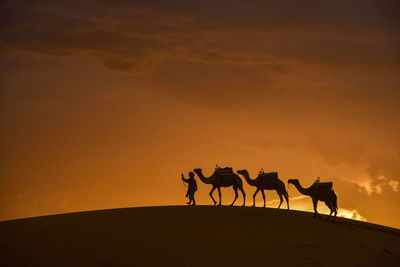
(181, 174, 189, 182)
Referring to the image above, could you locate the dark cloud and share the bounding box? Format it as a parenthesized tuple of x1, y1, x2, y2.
(304, 137, 367, 166)
(366, 155, 400, 187)
(242, 136, 368, 166)
(1, 0, 399, 74)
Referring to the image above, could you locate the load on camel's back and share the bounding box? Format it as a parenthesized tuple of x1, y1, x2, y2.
(314, 177, 333, 190)
(214, 165, 234, 176)
(257, 169, 279, 183)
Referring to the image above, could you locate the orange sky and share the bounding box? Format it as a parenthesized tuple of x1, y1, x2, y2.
(1, 0, 400, 228)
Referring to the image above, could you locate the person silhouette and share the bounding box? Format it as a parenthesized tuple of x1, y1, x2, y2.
(182, 172, 197, 205)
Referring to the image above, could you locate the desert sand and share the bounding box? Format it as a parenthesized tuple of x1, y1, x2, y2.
(1, 206, 399, 266)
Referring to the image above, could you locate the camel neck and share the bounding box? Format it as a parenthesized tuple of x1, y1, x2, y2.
(293, 181, 311, 196)
(196, 171, 214, 184)
(242, 171, 257, 186)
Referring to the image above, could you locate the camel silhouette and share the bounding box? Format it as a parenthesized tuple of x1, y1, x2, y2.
(288, 179, 338, 222)
(237, 169, 289, 209)
(193, 168, 246, 206)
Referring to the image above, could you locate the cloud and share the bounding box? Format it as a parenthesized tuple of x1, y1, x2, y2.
(366, 155, 400, 185)
(1, 0, 399, 74)
(304, 137, 367, 166)
(242, 136, 367, 166)
(338, 209, 366, 221)
(2, 1, 399, 117)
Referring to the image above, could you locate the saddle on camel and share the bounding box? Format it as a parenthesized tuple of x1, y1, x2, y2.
(258, 168, 278, 179)
(214, 165, 234, 176)
(314, 177, 333, 190)
(257, 168, 279, 185)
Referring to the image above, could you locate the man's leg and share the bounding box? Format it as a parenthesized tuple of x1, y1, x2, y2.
(189, 191, 196, 205)
(192, 194, 196, 205)
(187, 190, 192, 205)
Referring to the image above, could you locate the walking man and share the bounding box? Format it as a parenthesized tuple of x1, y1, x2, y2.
(182, 172, 197, 205)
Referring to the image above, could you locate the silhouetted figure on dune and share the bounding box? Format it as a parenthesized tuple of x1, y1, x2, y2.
(182, 172, 197, 205)
(288, 178, 338, 222)
(193, 166, 246, 206)
(237, 169, 289, 209)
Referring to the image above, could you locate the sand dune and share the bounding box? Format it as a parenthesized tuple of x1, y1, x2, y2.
(1, 206, 399, 266)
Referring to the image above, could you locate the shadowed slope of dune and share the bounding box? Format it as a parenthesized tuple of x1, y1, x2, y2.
(1, 206, 399, 266)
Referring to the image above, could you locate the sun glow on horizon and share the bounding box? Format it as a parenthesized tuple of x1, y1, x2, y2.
(262, 196, 366, 222)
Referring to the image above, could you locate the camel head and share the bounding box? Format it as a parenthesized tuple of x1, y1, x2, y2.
(193, 168, 202, 174)
(237, 169, 248, 176)
(288, 179, 299, 185)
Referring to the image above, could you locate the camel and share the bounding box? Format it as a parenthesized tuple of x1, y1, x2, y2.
(288, 179, 338, 222)
(237, 169, 289, 209)
(193, 168, 246, 206)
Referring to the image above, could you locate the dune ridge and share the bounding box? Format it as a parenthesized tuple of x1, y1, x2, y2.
(1, 206, 399, 266)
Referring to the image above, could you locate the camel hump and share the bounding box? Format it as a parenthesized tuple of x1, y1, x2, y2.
(214, 167, 233, 176)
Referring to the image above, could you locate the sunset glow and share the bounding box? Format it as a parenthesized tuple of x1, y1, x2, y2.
(264, 196, 366, 221)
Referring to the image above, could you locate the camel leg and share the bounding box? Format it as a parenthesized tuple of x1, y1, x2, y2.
(325, 202, 333, 221)
(284, 192, 289, 210)
(333, 209, 337, 223)
(252, 188, 260, 207)
(277, 193, 283, 209)
(217, 187, 222, 206)
(261, 190, 266, 208)
(312, 198, 320, 219)
(333, 196, 338, 223)
(231, 186, 238, 206)
(328, 209, 333, 221)
(240, 186, 246, 206)
(209, 187, 217, 205)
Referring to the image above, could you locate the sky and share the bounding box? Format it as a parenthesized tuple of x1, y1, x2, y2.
(1, 0, 400, 228)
